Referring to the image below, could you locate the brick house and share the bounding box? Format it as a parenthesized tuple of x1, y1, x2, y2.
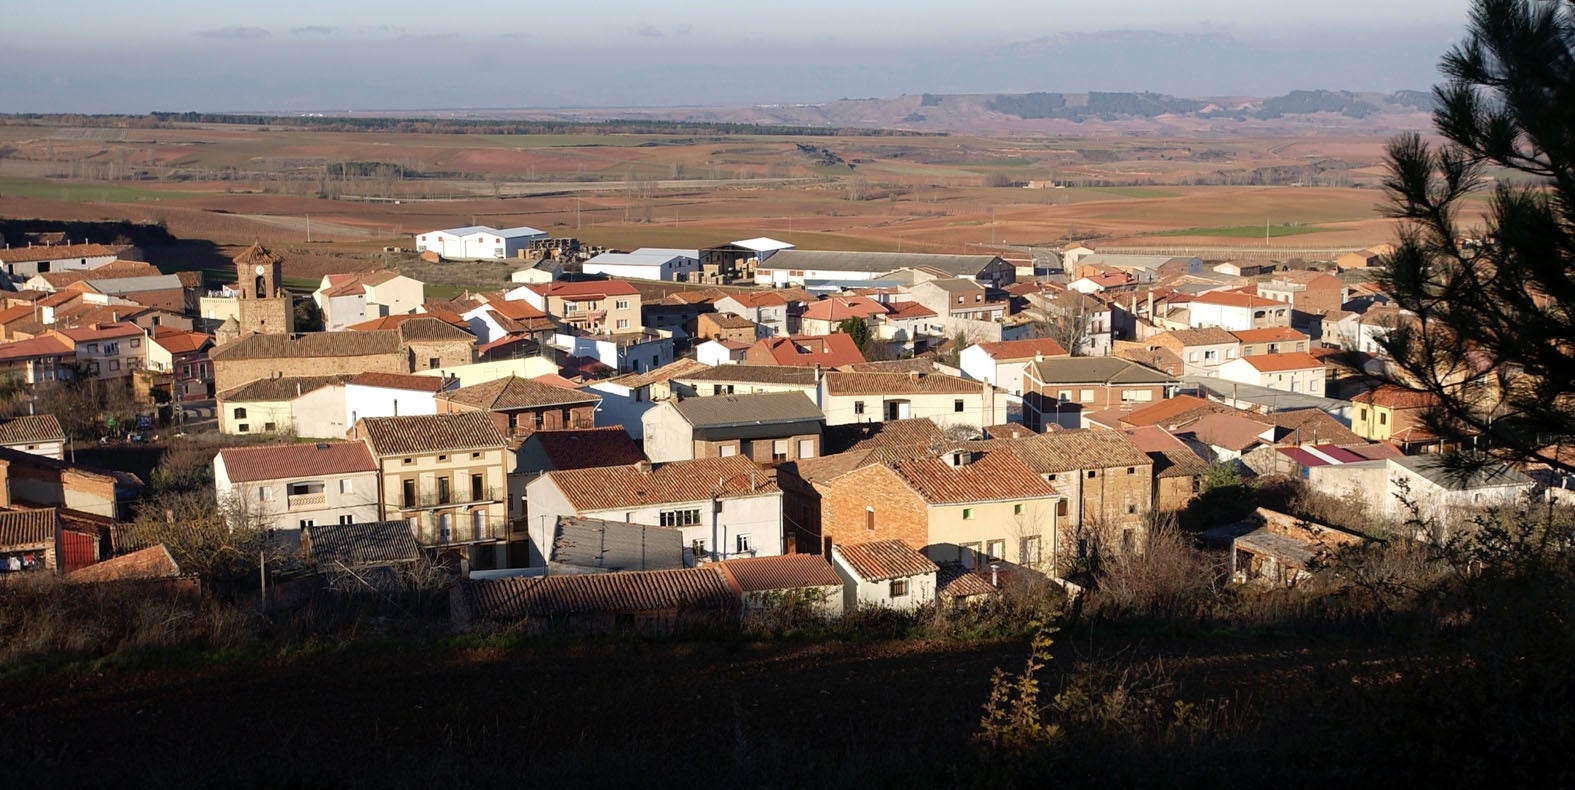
(1023, 357, 1180, 431)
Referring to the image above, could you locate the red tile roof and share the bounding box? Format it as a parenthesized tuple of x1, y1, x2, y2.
(823, 370, 986, 396)
(1181, 413, 1274, 452)
(1190, 291, 1280, 309)
(748, 334, 865, 368)
(891, 450, 1058, 504)
(716, 554, 842, 592)
(150, 327, 212, 355)
(526, 427, 646, 471)
(0, 508, 55, 548)
(1238, 352, 1323, 372)
(0, 415, 66, 446)
(544, 456, 777, 511)
(356, 412, 508, 456)
(938, 563, 998, 598)
(1231, 327, 1308, 344)
(973, 337, 1070, 360)
(438, 374, 599, 411)
(833, 539, 938, 582)
(0, 243, 118, 264)
(0, 336, 73, 361)
(218, 441, 377, 483)
(541, 279, 640, 299)
(1351, 384, 1438, 410)
(347, 371, 447, 393)
(882, 301, 936, 320)
(68, 544, 184, 583)
(801, 296, 888, 322)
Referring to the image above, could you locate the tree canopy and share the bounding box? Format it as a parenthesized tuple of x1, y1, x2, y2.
(1379, 0, 1575, 474)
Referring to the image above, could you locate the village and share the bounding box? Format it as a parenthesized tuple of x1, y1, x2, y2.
(0, 218, 1554, 633)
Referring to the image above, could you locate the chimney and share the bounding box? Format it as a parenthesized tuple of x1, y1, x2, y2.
(989, 563, 1000, 588)
(636, 459, 652, 474)
(908, 370, 921, 383)
(1034, 351, 1043, 362)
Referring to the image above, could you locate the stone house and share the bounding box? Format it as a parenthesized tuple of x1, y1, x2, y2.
(435, 375, 600, 440)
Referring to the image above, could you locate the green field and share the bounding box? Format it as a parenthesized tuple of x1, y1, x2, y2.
(0, 176, 204, 202)
(1150, 223, 1332, 238)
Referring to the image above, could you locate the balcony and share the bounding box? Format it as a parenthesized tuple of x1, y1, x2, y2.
(398, 485, 503, 512)
(287, 492, 326, 510)
(419, 511, 508, 546)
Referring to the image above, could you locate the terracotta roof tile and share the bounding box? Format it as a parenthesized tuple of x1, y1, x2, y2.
(824, 370, 986, 396)
(1352, 384, 1438, 410)
(833, 539, 937, 582)
(1181, 413, 1273, 452)
(396, 317, 474, 342)
(526, 427, 647, 471)
(1164, 327, 1239, 346)
(304, 520, 421, 567)
(0, 415, 65, 446)
(347, 371, 447, 392)
(1231, 327, 1308, 344)
(0, 243, 117, 264)
(1239, 352, 1322, 372)
(716, 554, 841, 592)
(151, 327, 212, 355)
(544, 456, 777, 511)
(891, 450, 1059, 504)
(973, 337, 1070, 360)
(438, 375, 599, 411)
(210, 331, 403, 362)
(459, 566, 735, 621)
(675, 364, 818, 386)
(749, 334, 865, 368)
(938, 563, 998, 598)
(969, 429, 1153, 472)
(68, 544, 184, 583)
(217, 441, 377, 483)
(218, 374, 345, 402)
(232, 242, 283, 266)
(1118, 395, 1236, 429)
(0, 508, 55, 548)
(357, 412, 507, 456)
(801, 296, 888, 322)
(601, 358, 713, 389)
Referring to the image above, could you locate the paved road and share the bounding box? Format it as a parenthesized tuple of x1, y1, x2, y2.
(178, 398, 217, 432)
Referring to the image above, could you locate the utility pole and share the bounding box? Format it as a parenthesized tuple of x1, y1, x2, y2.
(306, 214, 311, 243)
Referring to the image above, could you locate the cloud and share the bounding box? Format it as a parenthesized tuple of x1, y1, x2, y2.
(291, 25, 338, 35)
(673, 24, 692, 37)
(197, 26, 270, 40)
(495, 31, 530, 39)
(399, 32, 457, 42)
(636, 22, 663, 38)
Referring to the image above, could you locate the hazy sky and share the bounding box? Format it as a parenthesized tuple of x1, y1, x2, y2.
(2, 0, 1476, 112)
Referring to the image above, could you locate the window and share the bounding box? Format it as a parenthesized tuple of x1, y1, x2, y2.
(129, 338, 141, 349)
(615, 319, 630, 330)
(402, 457, 415, 466)
(963, 508, 975, 520)
(1057, 390, 1071, 402)
(1204, 350, 1217, 362)
(108, 360, 120, 372)
(429, 358, 440, 369)
(472, 452, 481, 459)
(1080, 389, 1094, 402)
(437, 512, 453, 542)
(438, 454, 448, 463)
(299, 519, 314, 529)
(1121, 390, 1154, 403)
(954, 399, 965, 413)
(615, 299, 630, 310)
(1014, 503, 1024, 515)
(85, 343, 99, 354)
(890, 578, 909, 597)
(258, 487, 272, 502)
(437, 477, 451, 505)
(263, 422, 276, 432)
(233, 407, 248, 419)
(660, 508, 702, 527)
(471, 473, 484, 501)
(1056, 500, 1068, 517)
(238, 423, 249, 433)
(1021, 536, 1041, 565)
(719, 445, 737, 457)
(339, 479, 353, 494)
(772, 439, 788, 462)
(798, 439, 816, 459)
(736, 534, 753, 553)
(472, 509, 485, 540)
(1379, 412, 1388, 425)
(1127, 466, 1136, 475)
(866, 506, 875, 532)
(986, 540, 1005, 561)
(338, 515, 354, 525)
(402, 479, 416, 509)
(1187, 351, 1199, 362)
(105, 342, 119, 355)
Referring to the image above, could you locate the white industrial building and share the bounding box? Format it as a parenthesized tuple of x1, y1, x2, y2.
(582, 248, 700, 282)
(415, 225, 547, 262)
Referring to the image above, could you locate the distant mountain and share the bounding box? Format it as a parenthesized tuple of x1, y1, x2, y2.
(498, 89, 1438, 137)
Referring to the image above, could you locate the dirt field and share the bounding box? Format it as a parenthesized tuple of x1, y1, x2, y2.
(0, 122, 1456, 273)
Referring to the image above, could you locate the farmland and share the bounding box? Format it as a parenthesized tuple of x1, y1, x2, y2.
(0, 116, 1471, 292)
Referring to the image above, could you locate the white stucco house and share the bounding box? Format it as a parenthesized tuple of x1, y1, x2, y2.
(959, 337, 1071, 399)
(524, 456, 784, 567)
(1216, 352, 1327, 396)
(830, 539, 938, 613)
(415, 225, 547, 262)
(213, 441, 381, 544)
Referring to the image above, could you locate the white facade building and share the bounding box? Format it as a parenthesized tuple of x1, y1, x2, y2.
(415, 225, 547, 262)
(581, 249, 699, 282)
